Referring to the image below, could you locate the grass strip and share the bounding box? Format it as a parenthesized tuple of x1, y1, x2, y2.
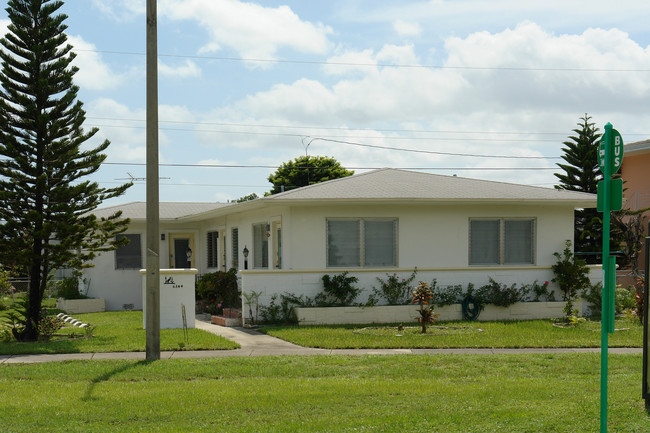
(0, 354, 648, 432)
(0, 311, 238, 354)
(260, 318, 644, 349)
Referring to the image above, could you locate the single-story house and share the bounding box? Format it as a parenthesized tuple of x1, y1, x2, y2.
(82, 168, 601, 311)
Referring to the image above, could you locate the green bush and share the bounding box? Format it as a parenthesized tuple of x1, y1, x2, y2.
(372, 269, 417, 305)
(474, 277, 530, 308)
(552, 240, 590, 301)
(582, 283, 636, 318)
(259, 293, 302, 324)
(431, 280, 464, 307)
(318, 272, 360, 306)
(196, 269, 240, 314)
(53, 276, 88, 300)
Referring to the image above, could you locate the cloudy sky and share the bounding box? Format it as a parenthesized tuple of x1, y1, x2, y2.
(1, 0, 649, 206)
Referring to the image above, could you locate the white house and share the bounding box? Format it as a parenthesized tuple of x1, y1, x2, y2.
(82, 168, 600, 311)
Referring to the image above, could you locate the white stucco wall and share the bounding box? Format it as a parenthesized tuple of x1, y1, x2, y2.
(84, 200, 583, 312)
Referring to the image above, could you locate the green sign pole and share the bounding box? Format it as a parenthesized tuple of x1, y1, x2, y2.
(598, 122, 624, 433)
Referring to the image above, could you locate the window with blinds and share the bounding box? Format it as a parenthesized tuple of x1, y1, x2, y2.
(253, 224, 269, 269)
(327, 218, 397, 268)
(469, 218, 535, 265)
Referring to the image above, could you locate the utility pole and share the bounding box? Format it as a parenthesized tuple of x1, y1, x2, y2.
(145, 0, 160, 361)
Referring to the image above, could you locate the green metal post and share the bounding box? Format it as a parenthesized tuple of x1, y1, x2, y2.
(600, 122, 613, 433)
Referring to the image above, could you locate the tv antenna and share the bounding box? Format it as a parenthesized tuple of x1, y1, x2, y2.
(116, 172, 170, 182)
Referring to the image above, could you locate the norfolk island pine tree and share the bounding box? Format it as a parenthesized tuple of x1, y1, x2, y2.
(0, 0, 131, 341)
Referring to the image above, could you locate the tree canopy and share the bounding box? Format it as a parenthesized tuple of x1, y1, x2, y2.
(0, 0, 130, 341)
(267, 155, 354, 195)
(554, 114, 603, 262)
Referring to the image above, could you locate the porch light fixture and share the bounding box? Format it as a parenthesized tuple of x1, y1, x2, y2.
(186, 247, 192, 266)
(243, 245, 249, 270)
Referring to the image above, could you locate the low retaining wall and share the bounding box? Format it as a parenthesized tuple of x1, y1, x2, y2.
(295, 300, 589, 325)
(56, 298, 105, 314)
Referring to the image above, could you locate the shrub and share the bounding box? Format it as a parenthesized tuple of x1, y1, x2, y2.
(319, 272, 360, 306)
(431, 280, 464, 307)
(552, 240, 591, 322)
(259, 293, 303, 324)
(372, 269, 417, 305)
(582, 283, 635, 318)
(37, 309, 64, 341)
(552, 240, 590, 301)
(196, 269, 240, 313)
(525, 280, 554, 302)
(53, 275, 88, 300)
(474, 277, 530, 307)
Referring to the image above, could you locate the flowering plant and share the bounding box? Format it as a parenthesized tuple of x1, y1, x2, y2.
(37, 308, 64, 341)
(412, 281, 438, 334)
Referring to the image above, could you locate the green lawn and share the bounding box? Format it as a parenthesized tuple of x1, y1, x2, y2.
(260, 318, 644, 349)
(1, 354, 648, 432)
(0, 310, 239, 354)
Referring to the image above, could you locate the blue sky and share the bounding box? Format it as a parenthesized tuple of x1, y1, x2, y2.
(1, 0, 649, 206)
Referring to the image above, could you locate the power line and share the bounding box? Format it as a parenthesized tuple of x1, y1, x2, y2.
(302, 137, 561, 159)
(100, 161, 557, 170)
(76, 49, 650, 72)
(84, 116, 650, 137)
(85, 121, 567, 143)
(84, 123, 563, 159)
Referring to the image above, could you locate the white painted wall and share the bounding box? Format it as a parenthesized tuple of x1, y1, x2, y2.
(84, 200, 582, 313)
(240, 266, 603, 319)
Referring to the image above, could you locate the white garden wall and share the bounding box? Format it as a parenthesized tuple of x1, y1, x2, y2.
(295, 300, 590, 325)
(241, 266, 602, 325)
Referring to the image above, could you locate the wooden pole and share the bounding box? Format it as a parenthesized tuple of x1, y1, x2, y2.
(145, 0, 160, 361)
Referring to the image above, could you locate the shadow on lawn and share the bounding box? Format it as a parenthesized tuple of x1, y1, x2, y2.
(82, 360, 152, 401)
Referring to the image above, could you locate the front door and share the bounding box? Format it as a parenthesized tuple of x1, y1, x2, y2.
(169, 233, 195, 268)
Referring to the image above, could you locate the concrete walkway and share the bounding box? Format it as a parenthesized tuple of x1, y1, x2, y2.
(0, 319, 643, 364)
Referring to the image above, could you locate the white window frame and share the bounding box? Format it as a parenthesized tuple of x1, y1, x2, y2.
(252, 223, 269, 269)
(469, 218, 536, 266)
(326, 218, 398, 268)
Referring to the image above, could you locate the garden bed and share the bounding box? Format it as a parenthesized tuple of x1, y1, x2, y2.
(295, 300, 589, 325)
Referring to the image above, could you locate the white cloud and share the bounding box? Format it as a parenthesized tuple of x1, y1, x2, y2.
(393, 20, 422, 37)
(159, 59, 202, 78)
(159, 0, 332, 61)
(68, 36, 124, 90)
(92, 0, 145, 22)
(85, 99, 147, 163)
(196, 21, 650, 188)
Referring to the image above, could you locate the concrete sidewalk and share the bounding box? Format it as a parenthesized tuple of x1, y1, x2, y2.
(0, 320, 643, 364)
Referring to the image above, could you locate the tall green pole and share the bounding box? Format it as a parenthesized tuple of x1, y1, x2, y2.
(600, 122, 613, 433)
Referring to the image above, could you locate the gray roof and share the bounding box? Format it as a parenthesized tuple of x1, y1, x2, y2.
(624, 139, 650, 156)
(92, 201, 232, 220)
(264, 168, 597, 205)
(93, 169, 596, 222)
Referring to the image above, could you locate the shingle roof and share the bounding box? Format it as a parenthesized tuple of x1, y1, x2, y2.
(264, 168, 597, 204)
(92, 201, 232, 220)
(93, 169, 596, 221)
